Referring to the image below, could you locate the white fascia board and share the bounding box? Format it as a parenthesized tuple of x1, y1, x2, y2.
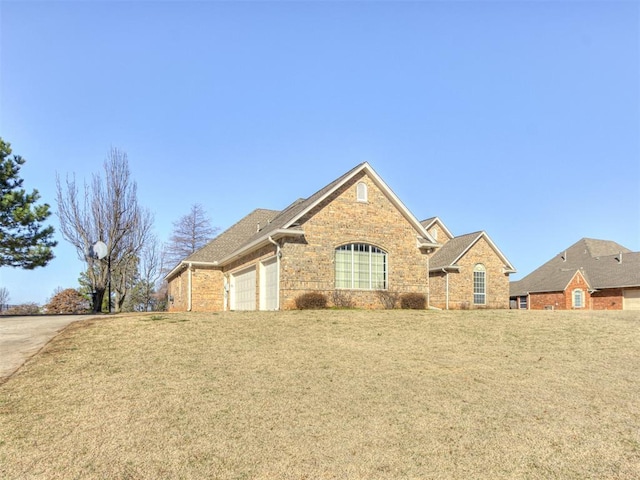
(164, 260, 221, 281)
(165, 262, 186, 281)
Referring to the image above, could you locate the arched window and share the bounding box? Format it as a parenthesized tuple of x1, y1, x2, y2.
(473, 264, 486, 305)
(356, 182, 368, 202)
(573, 289, 584, 308)
(335, 243, 387, 290)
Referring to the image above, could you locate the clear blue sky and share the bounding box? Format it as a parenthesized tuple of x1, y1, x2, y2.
(1, 0, 638, 305)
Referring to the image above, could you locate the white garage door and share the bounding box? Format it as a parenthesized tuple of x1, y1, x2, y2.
(231, 267, 256, 311)
(623, 289, 640, 310)
(260, 257, 278, 310)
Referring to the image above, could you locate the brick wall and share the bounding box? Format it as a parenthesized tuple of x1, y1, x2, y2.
(529, 292, 565, 310)
(591, 288, 623, 310)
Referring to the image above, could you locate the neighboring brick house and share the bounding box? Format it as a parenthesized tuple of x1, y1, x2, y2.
(166, 163, 515, 311)
(509, 238, 640, 310)
(422, 217, 516, 309)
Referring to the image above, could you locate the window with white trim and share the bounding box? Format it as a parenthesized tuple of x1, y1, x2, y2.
(473, 264, 486, 305)
(356, 182, 368, 202)
(573, 289, 584, 308)
(519, 296, 527, 309)
(335, 243, 387, 290)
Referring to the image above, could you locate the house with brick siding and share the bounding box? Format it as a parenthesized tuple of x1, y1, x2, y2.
(509, 238, 640, 310)
(165, 163, 515, 311)
(422, 217, 516, 309)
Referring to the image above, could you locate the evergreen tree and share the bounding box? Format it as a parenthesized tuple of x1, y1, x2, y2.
(0, 138, 56, 269)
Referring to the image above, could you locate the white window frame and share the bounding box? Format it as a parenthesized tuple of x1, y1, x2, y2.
(335, 243, 387, 290)
(356, 182, 368, 202)
(473, 264, 486, 305)
(572, 289, 584, 308)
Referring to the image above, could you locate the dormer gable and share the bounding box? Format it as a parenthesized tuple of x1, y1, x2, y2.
(421, 217, 454, 245)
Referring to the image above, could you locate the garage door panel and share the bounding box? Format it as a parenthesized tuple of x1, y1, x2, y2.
(232, 268, 256, 311)
(623, 289, 640, 310)
(261, 258, 278, 310)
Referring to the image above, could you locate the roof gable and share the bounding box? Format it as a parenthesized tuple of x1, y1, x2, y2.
(421, 217, 454, 242)
(215, 162, 438, 265)
(429, 230, 516, 273)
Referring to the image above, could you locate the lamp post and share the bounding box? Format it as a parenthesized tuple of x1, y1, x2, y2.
(108, 253, 112, 313)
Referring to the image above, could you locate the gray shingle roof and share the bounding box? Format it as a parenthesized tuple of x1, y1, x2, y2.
(167, 162, 438, 279)
(429, 232, 482, 270)
(510, 238, 639, 296)
(184, 208, 279, 264)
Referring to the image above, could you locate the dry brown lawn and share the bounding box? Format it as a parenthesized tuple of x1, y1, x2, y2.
(1, 309, 639, 479)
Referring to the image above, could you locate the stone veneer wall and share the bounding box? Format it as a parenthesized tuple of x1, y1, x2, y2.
(190, 268, 225, 311)
(167, 266, 225, 312)
(426, 224, 452, 245)
(167, 268, 187, 312)
(429, 237, 510, 309)
(279, 171, 429, 310)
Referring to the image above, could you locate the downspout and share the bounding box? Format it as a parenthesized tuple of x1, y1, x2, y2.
(187, 262, 193, 312)
(439, 268, 450, 310)
(268, 236, 281, 310)
(445, 270, 449, 310)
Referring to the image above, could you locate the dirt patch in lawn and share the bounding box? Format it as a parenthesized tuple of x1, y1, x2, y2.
(1, 309, 639, 479)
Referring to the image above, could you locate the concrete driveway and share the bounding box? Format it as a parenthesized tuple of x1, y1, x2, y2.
(0, 315, 98, 381)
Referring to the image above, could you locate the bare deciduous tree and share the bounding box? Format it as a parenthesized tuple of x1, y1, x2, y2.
(0, 286, 10, 311)
(56, 148, 154, 313)
(164, 203, 218, 271)
(121, 235, 164, 312)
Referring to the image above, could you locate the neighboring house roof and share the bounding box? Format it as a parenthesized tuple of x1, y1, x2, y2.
(429, 231, 516, 274)
(166, 162, 439, 280)
(509, 238, 640, 296)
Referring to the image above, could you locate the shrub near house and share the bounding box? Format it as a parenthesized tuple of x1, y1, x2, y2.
(45, 289, 90, 314)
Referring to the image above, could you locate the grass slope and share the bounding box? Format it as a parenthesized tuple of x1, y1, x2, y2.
(1, 309, 639, 479)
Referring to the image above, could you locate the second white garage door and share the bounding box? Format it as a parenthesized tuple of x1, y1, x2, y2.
(231, 267, 256, 311)
(260, 257, 278, 310)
